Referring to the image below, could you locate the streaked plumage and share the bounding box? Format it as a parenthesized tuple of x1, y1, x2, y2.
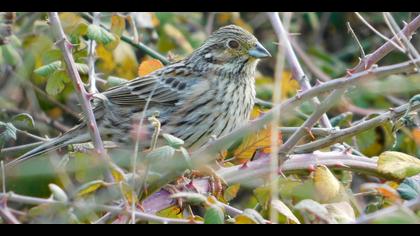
(7, 25, 271, 167)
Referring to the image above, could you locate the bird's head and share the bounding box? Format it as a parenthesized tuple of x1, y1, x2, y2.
(187, 25, 271, 75)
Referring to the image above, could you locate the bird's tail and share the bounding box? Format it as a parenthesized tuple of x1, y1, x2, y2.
(6, 125, 89, 168)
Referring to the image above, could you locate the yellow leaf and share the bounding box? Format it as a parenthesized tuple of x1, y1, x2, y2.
(76, 180, 107, 197)
(235, 215, 257, 224)
(314, 165, 341, 203)
(163, 24, 193, 53)
(281, 71, 299, 99)
(96, 44, 116, 74)
(378, 151, 420, 179)
(138, 59, 164, 77)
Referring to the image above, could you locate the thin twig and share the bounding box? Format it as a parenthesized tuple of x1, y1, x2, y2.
(294, 100, 420, 153)
(355, 12, 405, 53)
(87, 12, 100, 94)
(347, 22, 366, 58)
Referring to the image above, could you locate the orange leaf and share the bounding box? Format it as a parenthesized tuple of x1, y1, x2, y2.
(412, 128, 420, 145)
(138, 59, 164, 77)
(233, 108, 282, 161)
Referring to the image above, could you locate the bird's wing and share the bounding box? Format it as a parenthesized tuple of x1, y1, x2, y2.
(101, 62, 197, 107)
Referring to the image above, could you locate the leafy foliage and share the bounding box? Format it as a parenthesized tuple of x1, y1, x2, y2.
(0, 12, 419, 224)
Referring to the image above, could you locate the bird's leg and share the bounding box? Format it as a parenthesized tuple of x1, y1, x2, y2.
(190, 164, 227, 199)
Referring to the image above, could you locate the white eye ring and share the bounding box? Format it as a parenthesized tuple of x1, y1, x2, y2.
(227, 40, 240, 49)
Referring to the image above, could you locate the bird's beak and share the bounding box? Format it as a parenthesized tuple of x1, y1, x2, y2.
(248, 42, 271, 58)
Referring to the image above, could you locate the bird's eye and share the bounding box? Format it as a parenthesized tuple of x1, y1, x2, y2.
(227, 40, 240, 49)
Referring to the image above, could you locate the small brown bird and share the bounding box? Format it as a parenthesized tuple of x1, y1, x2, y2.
(8, 25, 271, 167)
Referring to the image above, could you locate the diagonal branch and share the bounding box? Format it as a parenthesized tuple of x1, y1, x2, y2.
(47, 12, 114, 182)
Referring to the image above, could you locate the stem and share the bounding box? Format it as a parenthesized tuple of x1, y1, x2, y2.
(47, 12, 114, 183)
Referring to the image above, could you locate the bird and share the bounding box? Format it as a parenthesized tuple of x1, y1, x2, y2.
(6, 24, 271, 167)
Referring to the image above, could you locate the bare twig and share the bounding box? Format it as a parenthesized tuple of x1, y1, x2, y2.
(48, 12, 113, 182)
(87, 12, 100, 94)
(267, 12, 333, 129)
(355, 12, 405, 53)
(347, 22, 366, 58)
(294, 99, 420, 153)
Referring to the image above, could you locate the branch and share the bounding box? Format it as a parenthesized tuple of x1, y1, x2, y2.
(191, 58, 420, 166)
(47, 12, 114, 182)
(294, 101, 420, 153)
(354, 196, 420, 224)
(267, 12, 333, 129)
(0, 192, 195, 224)
(140, 151, 387, 214)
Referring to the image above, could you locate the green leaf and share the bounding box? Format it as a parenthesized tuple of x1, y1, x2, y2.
(46, 71, 70, 96)
(75, 63, 89, 75)
(330, 112, 353, 127)
(0, 121, 17, 145)
(11, 113, 35, 128)
(397, 175, 420, 200)
(87, 25, 116, 45)
(48, 184, 69, 202)
(323, 202, 355, 224)
(1, 44, 22, 66)
(294, 199, 335, 224)
(179, 147, 192, 170)
(106, 76, 128, 87)
(162, 133, 184, 148)
(378, 151, 420, 179)
(34, 61, 62, 77)
(170, 192, 207, 206)
(145, 146, 176, 162)
(204, 205, 224, 224)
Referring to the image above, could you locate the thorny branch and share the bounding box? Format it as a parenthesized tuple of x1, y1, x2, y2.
(47, 12, 114, 182)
